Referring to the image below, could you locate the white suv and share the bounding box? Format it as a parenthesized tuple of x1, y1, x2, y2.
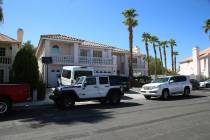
(140, 75, 192, 100)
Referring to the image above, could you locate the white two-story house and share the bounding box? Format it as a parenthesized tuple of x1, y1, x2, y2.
(35, 34, 147, 87)
(179, 47, 210, 80)
(0, 29, 23, 83)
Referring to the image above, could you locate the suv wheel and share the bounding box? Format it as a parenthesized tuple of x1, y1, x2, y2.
(162, 90, 169, 100)
(144, 95, 151, 100)
(183, 87, 190, 97)
(0, 99, 11, 115)
(109, 93, 121, 105)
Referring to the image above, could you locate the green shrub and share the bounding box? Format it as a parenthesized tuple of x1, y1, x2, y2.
(37, 80, 46, 100)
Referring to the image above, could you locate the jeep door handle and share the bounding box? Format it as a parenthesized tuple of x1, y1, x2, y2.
(105, 86, 109, 87)
(94, 86, 98, 88)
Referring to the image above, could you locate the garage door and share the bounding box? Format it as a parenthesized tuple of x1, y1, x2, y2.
(48, 66, 61, 87)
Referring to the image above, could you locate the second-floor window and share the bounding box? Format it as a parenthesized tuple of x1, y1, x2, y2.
(51, 45, 60, 55)
(0, 48, 5, 56)
(80, 49, 88, 57)
(93, 50, 102, 57)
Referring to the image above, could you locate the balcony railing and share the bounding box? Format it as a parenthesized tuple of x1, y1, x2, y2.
(79, 56, 113, 65)
(133, 64, 146, 69)
(0, 56, 11, 65)
(52, 55, 74, 65)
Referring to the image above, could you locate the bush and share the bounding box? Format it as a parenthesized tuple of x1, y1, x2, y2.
(37, 80, 46, 100)
(132, 75, 152, 87)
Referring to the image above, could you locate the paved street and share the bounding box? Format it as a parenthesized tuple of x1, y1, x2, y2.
(1, 88, 210, 140)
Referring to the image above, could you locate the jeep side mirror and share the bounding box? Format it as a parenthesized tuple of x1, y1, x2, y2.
(83, 82, 87, 88)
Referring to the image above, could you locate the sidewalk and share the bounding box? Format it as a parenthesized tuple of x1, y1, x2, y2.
(14, 88, 54, 108)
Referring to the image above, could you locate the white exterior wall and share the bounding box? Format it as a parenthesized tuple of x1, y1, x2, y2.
(179, 61, 194, 78)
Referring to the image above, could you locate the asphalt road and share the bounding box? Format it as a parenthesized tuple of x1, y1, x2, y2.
(0, 88, 210, 140)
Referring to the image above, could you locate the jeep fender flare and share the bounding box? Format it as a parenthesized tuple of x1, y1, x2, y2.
(60, 90, 80, 101)
(106, 88, 122, 98)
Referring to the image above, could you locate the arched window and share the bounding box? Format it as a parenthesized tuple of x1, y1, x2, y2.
(52, 45, 59, 54)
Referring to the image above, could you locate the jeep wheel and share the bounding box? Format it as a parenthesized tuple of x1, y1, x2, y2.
(109, 93, 121, 105)
(56, 96, 75, 109)
(183, 87, 190, 97)
(99, 99, 108, 104)
(144, 95, 151, 100)
(162, 90, 169, 100)
(0, 99, 11, 115)
(206, 84, 210, 88)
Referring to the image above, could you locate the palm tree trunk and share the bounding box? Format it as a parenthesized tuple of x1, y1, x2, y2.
(153, 44, 157, 79)
(174, 55, 176, 72)
(128, 26, 133, 86)
(158, 46, 163, 74)
(145, 42, 150, 76)
(171, 46, 174, 72)
(163, 46, 167, 74)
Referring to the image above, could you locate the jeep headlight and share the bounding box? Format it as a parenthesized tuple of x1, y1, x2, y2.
(151, 85, 160, 89)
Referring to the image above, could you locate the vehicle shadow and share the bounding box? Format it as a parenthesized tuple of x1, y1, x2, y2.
(122, 95, 133, 100)
(150, 95, 207, 101)
(0, 102, 142, 127)
(197, 88, 210, 92)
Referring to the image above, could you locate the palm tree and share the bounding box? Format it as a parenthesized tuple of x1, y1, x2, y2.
(161, 41, 168, 74)
(142, 32, 151, 76)
(203, 19, 210, 33)
(149, 35, 159, 78)
(168, 39, 176, 72)
(122, 8, 138, 83)
(157, 41, 164, 74)
(173, 51, 179, 72)
(0, 0, 3, 23)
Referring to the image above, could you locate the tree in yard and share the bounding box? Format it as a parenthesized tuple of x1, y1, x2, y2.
(148, 56, 164, 75)
(161, 41, 168, 74)
(149, 35, 159, 79)
(168, 39, 177, 72)
(122, 8, 138, 85)
(0, 0, 3, 23)
(157, 41, 164, 74)
(11, 41, 39, 91)
(173, 51, 179, 72)
(142, 32, 151, 76)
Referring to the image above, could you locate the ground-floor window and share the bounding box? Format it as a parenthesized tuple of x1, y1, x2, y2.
(0, 69, 3, 83)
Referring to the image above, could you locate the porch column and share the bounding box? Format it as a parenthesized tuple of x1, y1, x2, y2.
(124, 54, 129, 76)
(74, 43, 79, 65)
(113, 55, 117, 75)
(44, 40, 50, 56)
(11, 44, 17, 63)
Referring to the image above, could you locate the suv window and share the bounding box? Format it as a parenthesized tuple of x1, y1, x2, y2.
(99, 77, 109, 84)
(86, 77, 96, 85)
(176, 76, 186, 82)
(62, 70, 71, 79)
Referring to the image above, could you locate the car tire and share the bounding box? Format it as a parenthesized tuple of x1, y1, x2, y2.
(56, 96, 75, 109)
(144, 95, 151, 100)
(183, 87, 190, 97)
(162, 90, 169, 100)
(206, 84, 210, 88)
(109, 93, 121, 105)
(0, 98, 11, 116)
(99, 99, 108, 104)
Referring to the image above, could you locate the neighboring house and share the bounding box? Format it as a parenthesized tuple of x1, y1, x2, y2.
(0, 29, 23, 83)
(35, 34, 147, 87)
(179, 47, 210, 80)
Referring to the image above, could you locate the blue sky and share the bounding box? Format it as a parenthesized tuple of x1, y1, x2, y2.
(0, 0, 209, 68)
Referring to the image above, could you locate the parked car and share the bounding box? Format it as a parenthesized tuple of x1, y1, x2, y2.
(0, 84, 30, 115)
(140, 75, 192, 100)
(199, 80, 210, 88)
(190, 79, 200, 90)
(50, 76, 124, 109)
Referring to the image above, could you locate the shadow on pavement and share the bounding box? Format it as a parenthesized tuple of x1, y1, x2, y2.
(0, 102, 142, 128)
(127, 90, 140, 94)
(122, 95, 133, 100)
(150, 95, 207, 101)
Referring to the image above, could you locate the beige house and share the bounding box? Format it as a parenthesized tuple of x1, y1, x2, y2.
(179, 47, 210, 80)
(0, 29, 23, 83)
(35, 34, 147, 87)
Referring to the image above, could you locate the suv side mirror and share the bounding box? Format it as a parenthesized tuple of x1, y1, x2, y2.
(169, 80, 174, 83)
(83, 82, 87, 89)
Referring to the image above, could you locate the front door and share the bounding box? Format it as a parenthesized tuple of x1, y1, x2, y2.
(79, 77, 99, 99)
(0, 69, 3, 83)
(97, 76, 110, 97)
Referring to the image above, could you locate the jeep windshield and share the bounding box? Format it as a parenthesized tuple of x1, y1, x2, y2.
(75, 77, 85, 85)
(152, 77, 169, 83)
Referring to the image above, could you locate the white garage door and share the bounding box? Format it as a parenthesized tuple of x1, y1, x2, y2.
(48, 66, 61, 87)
